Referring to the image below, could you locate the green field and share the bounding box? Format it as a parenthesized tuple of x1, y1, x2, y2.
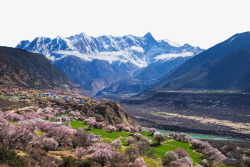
(70, 120, 206, 165)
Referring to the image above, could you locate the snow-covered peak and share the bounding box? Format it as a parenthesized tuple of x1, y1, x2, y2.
(16, 32, 204, 68)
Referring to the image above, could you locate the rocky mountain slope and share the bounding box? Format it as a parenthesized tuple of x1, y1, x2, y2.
(0, 46, 86, 95)
(154, 31, 250, 92)
(16, 32, 203, 96)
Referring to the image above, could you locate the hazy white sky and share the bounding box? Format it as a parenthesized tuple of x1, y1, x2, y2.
(1, 0, 250, 49)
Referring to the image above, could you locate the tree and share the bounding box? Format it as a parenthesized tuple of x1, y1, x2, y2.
(148, 128, 156, 136)
(107, 125, 116, 132)
(126, 136, 137, 145)
(192, 139, 210, 149)
(45, 126, 76, 144)
(128, 157, 147, 167)
(162, 151, 179, 166)
(140, 136, 152, 145)
(74, 147, 87, 160)
(116, 124, 126, 132)
(178, 133, 192, 142)
(85, 117, 96, 130)
(109, 151, 129, 167)
(242, 155, 250, 167)
(94, 122, 105, 129)
(154, 134, 165, 145)
(135, 142, 154, 157)
(174, 149, 189, 158)
(169, 156, 193, 167)
(72, 129, 91, 148)
(169, 132, 179, 140)
(129, 126, 139, 133)
(134, 133, 143, 141)
(5, 112, 24, 121)
(202, 146, 226, 166)
(41, 137, 58, 152)
(112, 139, 122, 149)
(125, 145, 140, 162)
(88, 143, 116, 167)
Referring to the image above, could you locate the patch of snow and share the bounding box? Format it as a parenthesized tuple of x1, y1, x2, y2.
(53, 51, 91, 61)
(161, 39, 181, 47)
(227, 35, 239, 44)
(63, 38, 76, 51)
(45, 54, 56, 62)
(53, 50, 147, 68)
(130, 46, 144, 53)
(154, 52, 194, 60)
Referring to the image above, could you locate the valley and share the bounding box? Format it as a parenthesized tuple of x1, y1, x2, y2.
(121, 91, 250, 140)
(1, 0, 250, 166)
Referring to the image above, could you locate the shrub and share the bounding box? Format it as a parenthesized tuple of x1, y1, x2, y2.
(61, 156, 79, 167)
(102, 138, 113, 144)
(143, 156, 161, 167)
(0, 148, 27, 167)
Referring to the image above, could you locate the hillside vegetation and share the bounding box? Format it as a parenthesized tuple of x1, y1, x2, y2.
(0, 85, 249, 167)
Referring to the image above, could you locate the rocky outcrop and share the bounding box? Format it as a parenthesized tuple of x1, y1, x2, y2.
(91, 100, 132, 126)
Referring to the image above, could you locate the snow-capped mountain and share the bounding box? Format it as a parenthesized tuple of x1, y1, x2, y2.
(16, 32, 204, 96)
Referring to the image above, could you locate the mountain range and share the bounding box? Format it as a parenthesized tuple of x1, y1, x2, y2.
(152, 31, 250, 93)
(0, 46, 86, 95)
(16, 32, 203, 96)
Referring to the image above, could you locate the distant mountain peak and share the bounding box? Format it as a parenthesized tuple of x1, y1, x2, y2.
(16, 32, 204, 95)
(16, 32, 203, 68)
(144, 32, 154, 39)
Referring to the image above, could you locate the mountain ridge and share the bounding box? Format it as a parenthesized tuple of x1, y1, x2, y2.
(0, 46, 87, 95)
(16, 32, 204, 96)
(152, 31, 250, 92)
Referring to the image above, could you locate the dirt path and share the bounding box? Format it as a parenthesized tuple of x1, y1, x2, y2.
(7, 106, 32, 113)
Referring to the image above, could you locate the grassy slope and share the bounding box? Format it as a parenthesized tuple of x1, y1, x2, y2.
(70, 120, 205, 165)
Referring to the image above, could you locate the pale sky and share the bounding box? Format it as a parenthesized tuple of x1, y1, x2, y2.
(1, 0, 250, 49)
